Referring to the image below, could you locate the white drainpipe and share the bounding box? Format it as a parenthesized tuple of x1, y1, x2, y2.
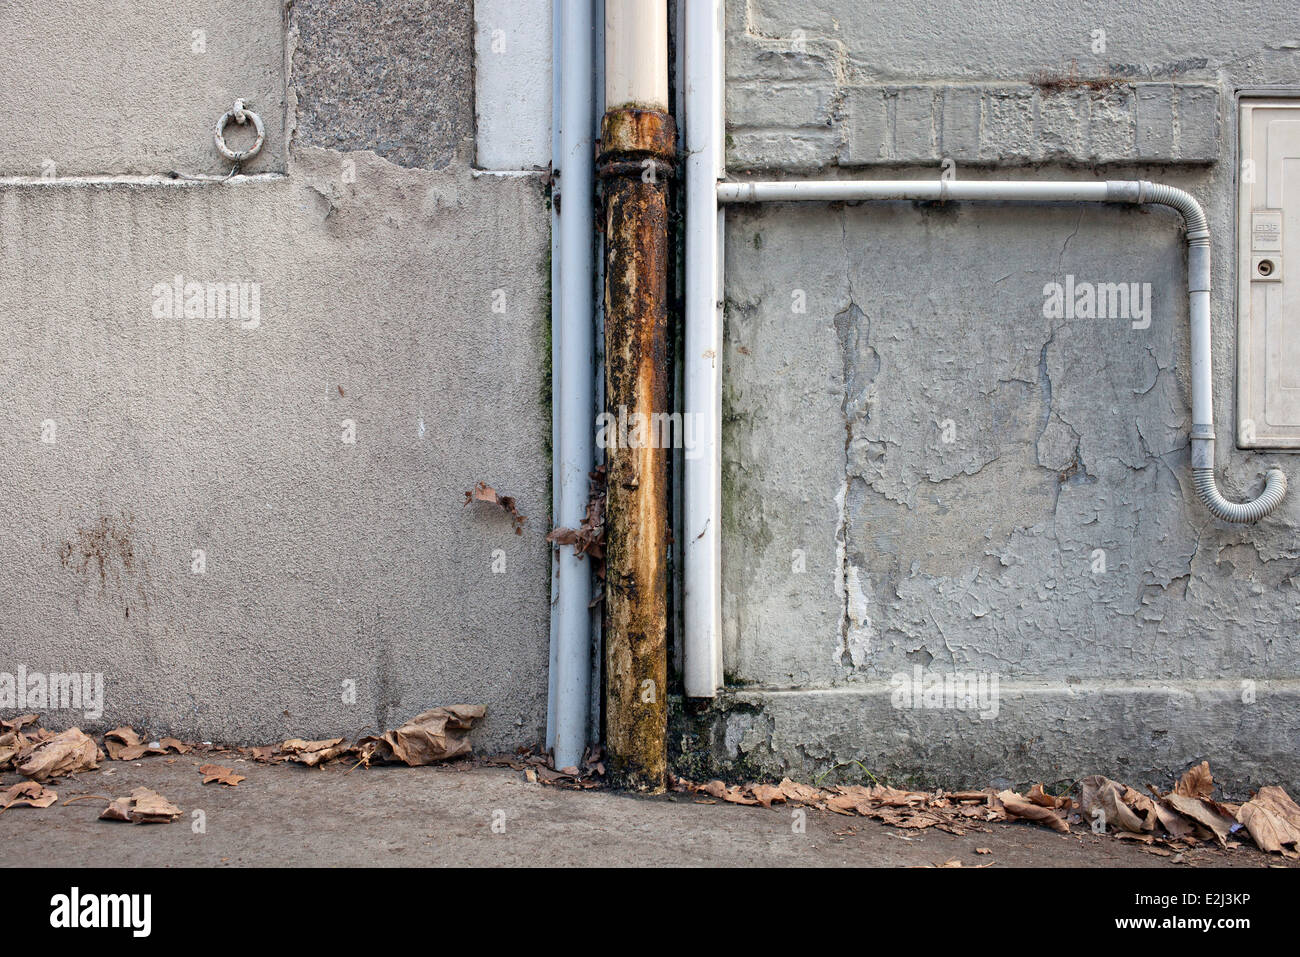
(683, 0, 725, 699)
(606, 0, 669, 110)
(548, 0, 599, 769)
(683, 38, 1288, 696)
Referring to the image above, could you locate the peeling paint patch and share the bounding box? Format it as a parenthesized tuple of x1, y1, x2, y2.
(842, 563, 874, 667)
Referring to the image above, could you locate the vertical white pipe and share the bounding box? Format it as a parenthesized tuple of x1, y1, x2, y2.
(605, 0, 669, 110)
(545, 0, 563, 752)
(551, 0, 598, 770)
(1187, 249, 1215, 433)
(683, 0, 725, 697)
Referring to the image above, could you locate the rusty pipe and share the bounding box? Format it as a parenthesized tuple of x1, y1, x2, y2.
(598, 107, 675, 791)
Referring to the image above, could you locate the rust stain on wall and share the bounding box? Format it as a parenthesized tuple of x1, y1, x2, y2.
(60, 512, 136, 585)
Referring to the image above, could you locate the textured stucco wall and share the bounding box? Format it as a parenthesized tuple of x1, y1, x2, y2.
(691, 0, 1300, 794)
(0, 0, 289, 177)
(0, 1, 554, 753)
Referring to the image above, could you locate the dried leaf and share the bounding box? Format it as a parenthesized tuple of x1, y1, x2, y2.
(0, 730, 26, 769)
(1144, 787, 1197, 841)
(106, 729, 190, 761)
(1026, 783, 1072, 809)
(1121, 785, 1160, 829)
(996, 789, 1069, 833)
(1174, 761, 1215, 800)
(276, 737, 350, 767)
(0, 780, 58, 811)
(869, 786, 932, 807)
(357, 706, 486, 767)
(824, 792, 865, 815)
(99, 787, 181, 824)
(547, 467, 607, 578)
(700, 780, 759, 805)
(99, 797, 133, 822)
(1236, 786, 1300, 857)
(199, 764, 246, 787)
(103, 727, 143, 760)
(18, 727, 100, 782)
(1079, 775, 1148, 833)
(464, 482, 526, 534)
(1163, 793, 1237, 847)
(873, 807, 948, 829)
(776, 777, 823, 805)
(750, 783, 785, 809)
(0, 713, 38, 732)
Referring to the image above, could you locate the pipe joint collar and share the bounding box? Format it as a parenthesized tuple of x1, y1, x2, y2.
(1190, 434, 1215, 470)
(599, 108, 677, 163)
(1106, 181, 1142, 204)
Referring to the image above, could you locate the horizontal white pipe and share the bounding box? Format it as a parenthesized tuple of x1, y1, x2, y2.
(685, 174, 1289, 696)
(717, 179, 1111, 204)
(683, 0, 725, 698)
(714, 178, 1287, 524)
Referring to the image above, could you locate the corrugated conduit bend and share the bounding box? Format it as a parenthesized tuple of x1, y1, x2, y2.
(1114, 180, 1287, 522)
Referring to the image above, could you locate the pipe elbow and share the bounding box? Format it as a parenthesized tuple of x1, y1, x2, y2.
(1138, 182, 1210, 241)
(1193, 467, 1288, 523)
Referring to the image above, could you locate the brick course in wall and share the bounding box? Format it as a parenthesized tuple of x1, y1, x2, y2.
(724, 37, 1221, 170)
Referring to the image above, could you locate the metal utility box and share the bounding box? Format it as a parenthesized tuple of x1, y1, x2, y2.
(1238, 96, 1300, 449)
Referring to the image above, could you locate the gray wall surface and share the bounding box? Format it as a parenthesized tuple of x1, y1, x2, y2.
(697, 0, 1300, 793)
(0, 1, 554, 754)
(0, 0, 289, 177)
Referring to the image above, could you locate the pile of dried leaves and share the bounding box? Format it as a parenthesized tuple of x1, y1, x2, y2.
(482, 744, 607, 789)
(0, 706, 489, 824)
(1, 716, 183, 823)
(674, 760, 1300, 860)
(235, 705, 488, 770)
(1, 716, 102, 782)
(10, 706, 1292, 861)
(104, 727, 190, 761)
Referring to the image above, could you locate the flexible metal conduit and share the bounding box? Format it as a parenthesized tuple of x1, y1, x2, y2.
(716, 178, 1288, 524)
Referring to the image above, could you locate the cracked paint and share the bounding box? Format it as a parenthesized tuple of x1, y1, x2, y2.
(715, 182, 1300, 788)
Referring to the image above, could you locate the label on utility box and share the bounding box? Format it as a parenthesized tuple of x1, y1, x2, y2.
(1252, 209, 1283, 251)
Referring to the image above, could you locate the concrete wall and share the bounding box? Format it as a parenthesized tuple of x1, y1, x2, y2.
(0, 0, 289, 177)
(686, 0, 1300, 794)
(0, 1, 555, 753)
